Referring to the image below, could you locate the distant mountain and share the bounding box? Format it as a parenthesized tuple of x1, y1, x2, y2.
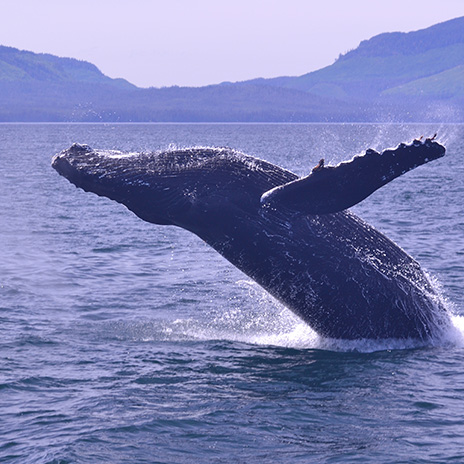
(0, 46, 370, 122)
(0, 16, 463, 122)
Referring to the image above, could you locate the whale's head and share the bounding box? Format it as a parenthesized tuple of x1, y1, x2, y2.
(52, 144, 293, 231)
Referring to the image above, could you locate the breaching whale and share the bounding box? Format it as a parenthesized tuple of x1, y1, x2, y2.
(52, 137, 449, 340)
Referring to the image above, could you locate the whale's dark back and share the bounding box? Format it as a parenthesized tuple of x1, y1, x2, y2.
(143, 148, 298, 220)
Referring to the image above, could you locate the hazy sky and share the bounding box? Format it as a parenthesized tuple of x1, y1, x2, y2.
(1, 0, 463, 88)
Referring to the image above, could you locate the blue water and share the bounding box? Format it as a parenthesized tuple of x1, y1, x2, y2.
(1, 123, 463, 463)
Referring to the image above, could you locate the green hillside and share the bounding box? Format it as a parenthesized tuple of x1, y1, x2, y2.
(341, 16, 464, 58)
(0, 45, 134, 89)
(382, 65, 464, 98)
(252, 16, 464, 101)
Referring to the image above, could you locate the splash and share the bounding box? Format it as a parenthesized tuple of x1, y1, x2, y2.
(102, 278, 463, 354)
(199, 277, 462, 352)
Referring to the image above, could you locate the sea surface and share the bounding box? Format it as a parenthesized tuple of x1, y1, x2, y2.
(1, 123, 463, 463)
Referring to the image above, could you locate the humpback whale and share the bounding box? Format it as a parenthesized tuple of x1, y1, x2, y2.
(52, 137, 449, 340)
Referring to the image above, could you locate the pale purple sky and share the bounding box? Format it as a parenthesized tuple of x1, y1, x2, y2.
(1, 0, 463, 88)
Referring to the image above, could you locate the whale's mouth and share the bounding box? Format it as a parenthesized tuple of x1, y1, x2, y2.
(52, 144, 93, 184)
(52, 143, 122, 185)
(52, 143, 133, 203)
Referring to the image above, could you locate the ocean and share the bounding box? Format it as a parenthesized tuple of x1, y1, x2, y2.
(1, 123, 463, 463)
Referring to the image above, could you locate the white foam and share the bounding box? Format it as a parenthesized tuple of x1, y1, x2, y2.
(191, 277, 464, 352)
(103, 275, 462, 354)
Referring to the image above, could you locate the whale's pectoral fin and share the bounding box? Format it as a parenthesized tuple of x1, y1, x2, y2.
(260, 137, 445, 215)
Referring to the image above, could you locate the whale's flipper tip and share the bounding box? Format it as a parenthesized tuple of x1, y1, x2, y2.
(261, 137, 446, 215)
